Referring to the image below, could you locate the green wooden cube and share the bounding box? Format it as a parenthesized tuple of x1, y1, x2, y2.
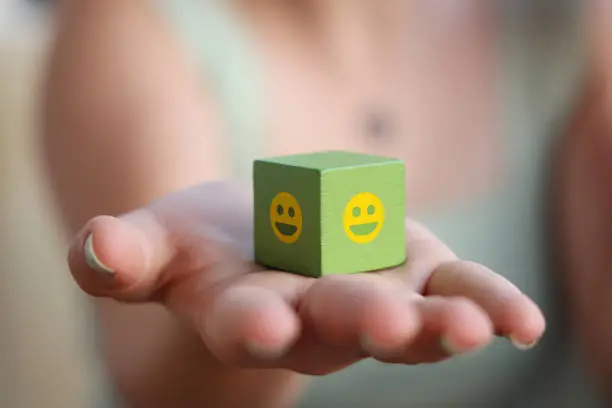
(253, 150, 406, 277)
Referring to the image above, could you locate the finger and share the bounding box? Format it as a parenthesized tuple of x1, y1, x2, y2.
(68, 213, 168, 300)
(387, 219, 545, 349)
(395, 296, 493, 364)
(192, 273, 308, 367)
(69, 210, 240, 302)
(425, 260, 546, 349)
(69, 183, 255, 302)
(300, 275, 421, 356)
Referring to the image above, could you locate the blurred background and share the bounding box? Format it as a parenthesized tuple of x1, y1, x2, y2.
(0, 1, 586, 407)
(1, 2, 99, 407)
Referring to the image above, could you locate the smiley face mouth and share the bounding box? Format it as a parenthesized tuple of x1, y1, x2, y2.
(349, 222, 379, 236)
(275, 222, 298, 237)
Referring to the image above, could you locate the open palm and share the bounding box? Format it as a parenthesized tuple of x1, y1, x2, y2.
(69, 182, 545, 375)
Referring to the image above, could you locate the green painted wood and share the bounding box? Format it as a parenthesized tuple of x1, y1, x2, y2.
(253, 151, 406, 277)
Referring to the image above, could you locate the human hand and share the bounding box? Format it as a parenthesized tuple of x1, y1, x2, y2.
(70, 182, 545, 375)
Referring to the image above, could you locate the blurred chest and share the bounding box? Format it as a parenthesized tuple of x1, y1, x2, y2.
(241, 3, 500, 211)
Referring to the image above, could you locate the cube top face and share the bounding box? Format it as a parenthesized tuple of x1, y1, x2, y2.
(259, 150, 402, 172)
(254, 151, 406, 277)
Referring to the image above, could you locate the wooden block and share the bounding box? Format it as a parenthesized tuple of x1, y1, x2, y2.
(253, 150, 406, 277)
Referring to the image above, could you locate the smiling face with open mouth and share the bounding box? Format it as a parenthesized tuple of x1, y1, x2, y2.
(270, 192, 303, 244)
(343, 192, 385, 244)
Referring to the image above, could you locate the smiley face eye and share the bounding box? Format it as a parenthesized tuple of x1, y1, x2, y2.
(288, 207, 295, 218)
(367, 205, 375, 215)
(352, 206, 361, 217)
(277, 204, 284, 216)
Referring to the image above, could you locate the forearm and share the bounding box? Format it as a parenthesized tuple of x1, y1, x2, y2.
(95, 301, 303, 408)
(556, 76, 612, 396)
(41, 1, 306, 406)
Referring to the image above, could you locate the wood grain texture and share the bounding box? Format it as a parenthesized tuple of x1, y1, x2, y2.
(254, 151, 406, 277)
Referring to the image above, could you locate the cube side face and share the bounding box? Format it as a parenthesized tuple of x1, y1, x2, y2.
(253, 161, 322, 277)
(320, 162, 406, 275)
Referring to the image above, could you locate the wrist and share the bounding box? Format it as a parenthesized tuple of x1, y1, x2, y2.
(97, 301, 307, 408)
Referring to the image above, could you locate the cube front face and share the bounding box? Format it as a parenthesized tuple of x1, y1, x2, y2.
(320, 162, 406, 275)
(254, 151, 406, 277)
(253, 162, 322, 277)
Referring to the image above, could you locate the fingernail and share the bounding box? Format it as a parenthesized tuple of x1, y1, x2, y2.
(359, 334, 398, 357)
(84, 233, 114, 275)
(509, 336, 539, 351)
(440, 336, 462, 356)
(245, 340, 289, 360)
(360, 335, 381, 355)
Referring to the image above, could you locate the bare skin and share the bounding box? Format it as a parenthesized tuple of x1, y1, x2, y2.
(556, 16, 612, 396)
(552, 2, 612, 394)
(43, 1, 545, 407)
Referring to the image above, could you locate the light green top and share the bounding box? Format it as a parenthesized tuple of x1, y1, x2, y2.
(155, 0, 267, 180)
(98, 1, 607, 407)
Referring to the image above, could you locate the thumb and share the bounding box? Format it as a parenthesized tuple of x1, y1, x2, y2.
(69, 182, 254, 302)
(69, 212, 175, 302)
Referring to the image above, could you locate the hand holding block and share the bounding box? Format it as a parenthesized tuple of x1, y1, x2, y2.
(253, 151, 406, 277)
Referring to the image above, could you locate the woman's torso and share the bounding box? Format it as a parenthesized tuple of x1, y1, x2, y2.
(101, 1, 603, 406)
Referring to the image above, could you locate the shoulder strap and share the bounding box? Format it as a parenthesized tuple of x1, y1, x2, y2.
(155, 0, 266, 181)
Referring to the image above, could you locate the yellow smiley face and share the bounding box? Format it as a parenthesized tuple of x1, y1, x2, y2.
(270, 192, 303, 244)
(343, 192, 385, 244)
